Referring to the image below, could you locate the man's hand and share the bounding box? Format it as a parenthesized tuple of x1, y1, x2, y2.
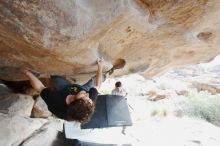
(96, 57, 104, 68)
(23, 69, 32, 76)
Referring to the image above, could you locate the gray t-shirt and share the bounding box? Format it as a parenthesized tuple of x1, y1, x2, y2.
(111, 88, 127, 97)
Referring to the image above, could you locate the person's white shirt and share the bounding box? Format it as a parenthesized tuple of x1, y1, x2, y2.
(111, 88, 127, 97)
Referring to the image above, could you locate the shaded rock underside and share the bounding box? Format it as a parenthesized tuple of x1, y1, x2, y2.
(0, 0, 220, 82)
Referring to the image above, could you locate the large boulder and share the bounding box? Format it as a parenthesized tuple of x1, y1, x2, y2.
(0, 0, 220, 81)
(0, 93, 34, 117)
(32, 96, 52, 118)
(0, 113, 47, 146)
(0, 83, 13, 96)
(19, 119, 64, 146)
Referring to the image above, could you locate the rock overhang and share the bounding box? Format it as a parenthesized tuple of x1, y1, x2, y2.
(0, 0, 220, 81)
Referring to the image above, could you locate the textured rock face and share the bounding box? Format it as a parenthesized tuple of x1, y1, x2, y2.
(0, 93, 34, 117)
(0, 0, 220, 81)
(32, 96, 52, 118)
(0, 113, 47, 146)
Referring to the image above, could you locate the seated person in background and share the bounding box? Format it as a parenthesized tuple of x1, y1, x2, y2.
(24, 58, 105, 124)
(111, 81, 128, 97)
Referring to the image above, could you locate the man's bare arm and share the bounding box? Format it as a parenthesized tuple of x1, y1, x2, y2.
(94, 58, 104, 90)
(24, 70, 46, 92)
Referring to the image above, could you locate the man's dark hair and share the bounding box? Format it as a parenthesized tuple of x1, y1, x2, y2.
(115, 81, 122, 87)
(67, 99, 95, 123)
